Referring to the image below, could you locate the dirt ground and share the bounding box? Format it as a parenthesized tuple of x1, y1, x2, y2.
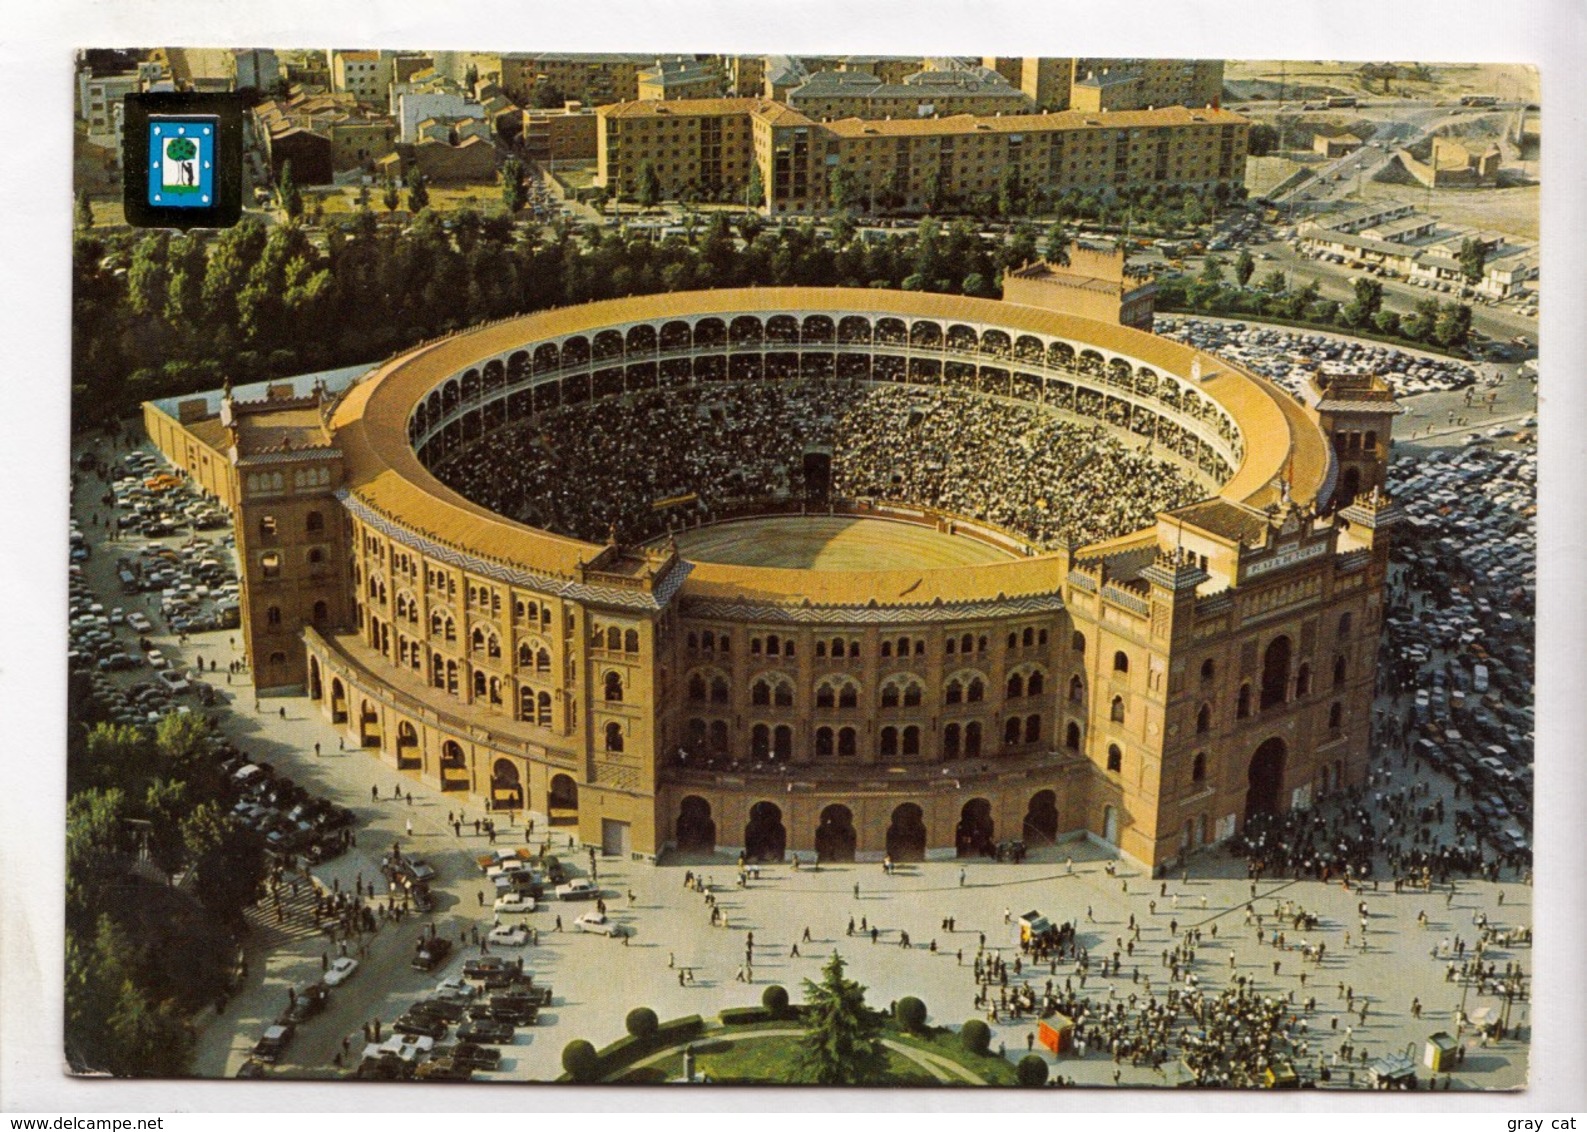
(1357, 179, 1540, 242)
(665, 516, 1017, 571)
(1226, 61, 1539, 105)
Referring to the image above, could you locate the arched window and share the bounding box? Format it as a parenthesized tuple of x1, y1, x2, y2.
(831, 637, 846, 658)
(838, 683, 858, 709)
(1338, 611, 1353, 639)
(967, 678, 985, 703)
(1106, 744, 1123, 773)
(305, 511, 323, 534)
(604, 722, 623, 752)
(1023, 627, 1035, 648)
(1333, 655, 1348, 689)
(961, 634, 974, 654)
(964, 721, 982, 757)
(710, 676, 729, 704)
(943, 723, 961, 759)
(1003, 717, 1022, 745)
(880, 641, 892, 658)
(1113, 650, 1130, 674)
(266, 605, 281, 626)
(604, 671, 623, 702)
(815, 640, 827, 658)
(688, 674, 706, 702)
(473, 671, 487, 697)
(766, 634, 781, 656)
(945, 680, 963, 705)
(1110, 695, 1125, 723)
(816, 727, 834, 757)
(1296, 664, 1312, 697)
(902, 682, 922, 707)
(536, 691, 551, 725)
(1024, 714, 1041, 743)
(1072, 631, 1086, 654)
(625, 629, 640, 653)
(1065, 721, 1081, 750)
(1006, 673, 1025, 700)
(1261, 636, 1292, 710)
(1027, 671, 1045, 697)
(945, 637, 957, 655)
(816, 683, 835, 709)
(1201, 658, 1215, 681)
(1196, 703, 1211, 734)
(1237, 683, 1252, 719)
(838, 727, 857, 757)
(606, 626, 621, 651)
(752, 679, 771, 706)
(751, 725, 770, 760)
(1069, 675, 1084, 704)
(1192, 752, 1207, 782)
(1328, 701, 1343, 729)
(312, 600, 328, 623)
(881, 684, 900, 708)
(1006, 632, 1018, 652)
(879, 727, 898, 758)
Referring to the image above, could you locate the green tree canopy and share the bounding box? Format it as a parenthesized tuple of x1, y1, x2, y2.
(796, 952, 887, 1085)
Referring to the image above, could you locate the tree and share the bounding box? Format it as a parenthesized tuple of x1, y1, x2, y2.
(1458, 237, 1487, 285)
(531, 83, 567, 110)
(1235, 249, 1255, 287)
(625, 1007, 659, 1038)
(501, 157, 527, 214)
(1042, 221, 1070, 264)
(382, 169, 399, 213)
(141, 779, 189, 879)
(277, 160, 303, 220)
(1433, 301, 1473, 347)
(562, 1039, 600, 1081)
(894, 996, 927, 1031)
(827, 167, 858, 213)
(1199, 255, 1226, 285)
(1353, 276, 1384, 317)
(406, 168, 429, 213)
(797, 952, 887, 1085)
(960, 1019, 992, 1055)
(636, 160, 662, 210)
(1372, 308, 1401, 337)
(744, 163, 765, 211)
(1017, 1053, 1049, 1086)
(1259, 269, 1288, 294)
(76, 188, 95, 230)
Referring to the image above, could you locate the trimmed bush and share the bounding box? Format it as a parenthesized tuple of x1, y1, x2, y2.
(562, 1039, 599, 1082)
(625, 1007, 659, 1039)
(719, 1006, 771, 1026)
(960, 1019, 992, 1056)
(656, 1014, 705, 1041)
(1017, 1054, 1049, 1087)
(761, 984, 790, 1016)
(895, 996, 927, 1032)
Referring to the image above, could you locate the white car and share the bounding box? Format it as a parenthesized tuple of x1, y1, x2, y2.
(487, 923, 530, 948)
(554, 879, 600, 901)
(493, 893, 536, 915)
(324, 957, 359, 986)
(573, 911, 627, 938)
(146, 651, 168, 669)
(157, 669, 189, 693)
(434, 977, 478, 1002)
(127, 613, 152, 633)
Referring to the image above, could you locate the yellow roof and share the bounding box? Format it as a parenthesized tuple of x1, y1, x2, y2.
(332, 286, 1324, 605)
(823, 105, 1246, 138)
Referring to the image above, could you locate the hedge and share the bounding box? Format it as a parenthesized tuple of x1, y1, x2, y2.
(562, 1039, 599, 1082)
(718, 1007, 773, 1026)
(895, 996, 927, 1032)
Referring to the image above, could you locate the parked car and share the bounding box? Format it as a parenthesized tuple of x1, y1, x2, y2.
(394, 1013, 449, 1040)
(412, 937, 453, 972)
(493, 893, 536, 915)
(434, 976, 478, 1002)
(455, 1019, 514, 1045)
(487, 923, 530, 947)
(448, 1042, 502, 1071)
(462, 956, 510, 980)
(252, 1023, 294, 1064)
(573, 911, 627, 937)
(555, 879, 600, 901)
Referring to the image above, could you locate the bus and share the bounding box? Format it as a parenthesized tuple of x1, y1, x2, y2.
(1325, 96, 1358, 109)
(1460, 95, 1498, 107)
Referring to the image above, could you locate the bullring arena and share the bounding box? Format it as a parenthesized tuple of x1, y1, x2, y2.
(146, 284, 1403, 868)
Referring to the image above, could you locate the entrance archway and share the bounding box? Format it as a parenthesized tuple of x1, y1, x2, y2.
(1339, 466, 1362, 508)
(743, 801, 786, 862)
(1023, 789, 1059, 845)
(956, 798, 995, 858)
(396, 721, 420, 768)
(675, 795, 716, 852)
(330, 678, 347, 724)
(490, 759, 523, 811)
(359, 700, 381, 748)
(549, 773, 579, 824)
(886, 803, 927, 862)
(439, 740, 468, 792)
(815, 804, 857, 862)
(308, 657, 322, 700)
(1245, 737, 1287, 823)
(1102, 805, 1119, 845)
